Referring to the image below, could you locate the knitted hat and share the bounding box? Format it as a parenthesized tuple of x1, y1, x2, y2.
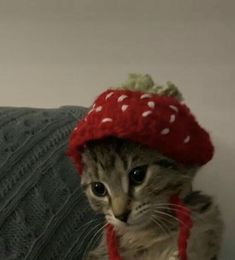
(68, 74, 214, 260)
(68, 74, 214, 174)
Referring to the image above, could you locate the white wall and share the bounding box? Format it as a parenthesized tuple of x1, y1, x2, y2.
(0, 0, 234, 258)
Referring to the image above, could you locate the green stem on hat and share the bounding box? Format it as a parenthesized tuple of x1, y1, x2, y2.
(120, 73, 183, 101)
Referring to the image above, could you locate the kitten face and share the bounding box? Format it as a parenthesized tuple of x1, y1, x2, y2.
(81, 137, 197, 232)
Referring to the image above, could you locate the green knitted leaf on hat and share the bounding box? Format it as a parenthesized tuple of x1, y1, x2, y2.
(121, 73, 183, 101)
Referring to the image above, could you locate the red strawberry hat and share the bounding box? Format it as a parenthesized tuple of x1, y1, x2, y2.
(68, 74, 214, 260)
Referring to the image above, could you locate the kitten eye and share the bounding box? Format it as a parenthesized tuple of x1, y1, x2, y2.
(91, 182, 107, 197)
(129, 166, 147, 186)
(157, 159, 177, 169)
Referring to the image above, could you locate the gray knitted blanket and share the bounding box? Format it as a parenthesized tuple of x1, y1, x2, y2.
(0, 106, 103, 260)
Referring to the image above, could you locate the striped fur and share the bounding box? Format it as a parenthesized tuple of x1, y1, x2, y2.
(81, 137, 223, 260)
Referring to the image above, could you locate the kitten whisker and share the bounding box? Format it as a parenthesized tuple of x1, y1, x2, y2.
(151, 215, 171, 236)
(82, 222, 107, 259)
(155, 203, 204, 222)
(77, 222, 103, 254)
(152, 209, 188, 227)
(155, 212, 188, 233)
(156, 217, 173, 236)
(154, 205, 192, 218)
(77, 218, 98, 230)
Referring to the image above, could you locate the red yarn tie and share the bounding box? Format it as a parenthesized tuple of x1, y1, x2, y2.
(106, 223, 123, 260)
(170, 195, 193, 260)
(105, 196, 192, 260)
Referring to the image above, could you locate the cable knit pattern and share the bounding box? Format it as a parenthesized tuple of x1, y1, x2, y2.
(0, 106, 104, 260)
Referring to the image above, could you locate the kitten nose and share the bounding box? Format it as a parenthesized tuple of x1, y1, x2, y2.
(112, 196, 128, 218)
(112, 196, 128, 221)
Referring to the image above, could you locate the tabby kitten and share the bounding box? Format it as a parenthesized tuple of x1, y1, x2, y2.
(81, 137, 223, 260)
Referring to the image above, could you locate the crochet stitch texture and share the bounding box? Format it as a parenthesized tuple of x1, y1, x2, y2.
(69, 89, 214, 174)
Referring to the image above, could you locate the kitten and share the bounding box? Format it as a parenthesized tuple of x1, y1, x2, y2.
(81, 137, 223, 260)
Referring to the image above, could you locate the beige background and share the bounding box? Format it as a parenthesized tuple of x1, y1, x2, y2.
(0, 0, 234, 258)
